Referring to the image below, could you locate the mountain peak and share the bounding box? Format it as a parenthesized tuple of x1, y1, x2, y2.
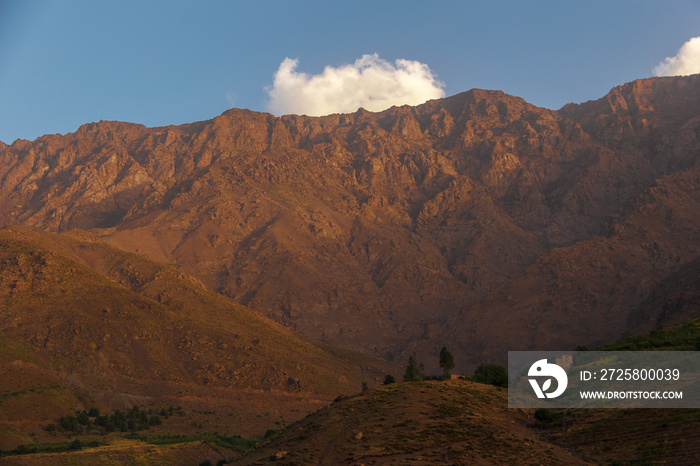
(0, 75, 699, 372)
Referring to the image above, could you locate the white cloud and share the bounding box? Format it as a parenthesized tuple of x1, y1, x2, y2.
(266, 53, 445, 116)
(654, 37, 700, 76)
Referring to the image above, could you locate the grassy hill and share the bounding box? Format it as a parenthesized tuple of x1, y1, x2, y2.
(238, 380, 589, 465)
(235, 320, 700, 465)
(236, 378, 698, 465)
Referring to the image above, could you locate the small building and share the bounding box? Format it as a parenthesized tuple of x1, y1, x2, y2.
(555, 354, 573, 372)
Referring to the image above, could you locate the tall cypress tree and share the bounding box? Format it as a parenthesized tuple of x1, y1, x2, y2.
(403, 356, 419, 382)
(439, 346, 455, 378)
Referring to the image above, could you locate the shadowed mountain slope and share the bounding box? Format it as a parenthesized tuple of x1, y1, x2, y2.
(0, 226, 395, 446)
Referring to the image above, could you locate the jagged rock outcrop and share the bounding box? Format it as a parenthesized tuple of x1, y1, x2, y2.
(1, 75, 699, 370)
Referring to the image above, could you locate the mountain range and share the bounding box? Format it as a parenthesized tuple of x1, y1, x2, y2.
(1, 72, 700, 461)
(3, 74, 699, 374)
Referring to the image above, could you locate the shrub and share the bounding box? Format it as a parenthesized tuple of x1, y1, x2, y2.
(534, 408, 563, 422)
(77, 411, 90, 426)
(535, 408, 552, 422)
(471, 364, 508, 388)
(59, 415, 79, 431)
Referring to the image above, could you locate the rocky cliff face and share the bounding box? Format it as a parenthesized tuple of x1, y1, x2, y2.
(1, 75, 699, 370)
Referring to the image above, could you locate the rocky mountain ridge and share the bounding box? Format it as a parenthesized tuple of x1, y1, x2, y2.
(1, 74, 699, 370)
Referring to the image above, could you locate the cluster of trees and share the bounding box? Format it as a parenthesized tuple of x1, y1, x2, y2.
(386, 346, 455, 383)
(49, 405, 181, 434)
(0, 439, 102, 457)
(401, 346, 456, 382)
(599, 320, 700, 351)
(402, 355, 425, 382)
(382, 347, 507, 388)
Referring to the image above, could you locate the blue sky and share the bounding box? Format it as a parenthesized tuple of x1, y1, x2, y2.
(1, 0, 699, 143)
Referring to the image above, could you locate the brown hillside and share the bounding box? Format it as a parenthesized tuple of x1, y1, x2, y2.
(238, 380, 700, 465)
(1, 75, 699, 370)
(236, 381, 590, 465)
(0, 226, 395, 447)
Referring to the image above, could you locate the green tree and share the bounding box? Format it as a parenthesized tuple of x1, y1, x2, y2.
(439, 346, 455, 379)
(77, 411, 90, 426)
(403, 356, 417, 381)
(471, 364, 508, 388)
(104, 417, 116, 433)
(403, 355, 425, 382)
(59, 415, 79, 431)
(383, 374, 396, 385)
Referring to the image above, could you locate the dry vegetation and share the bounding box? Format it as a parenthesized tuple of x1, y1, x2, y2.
(238, 379, 700, 465)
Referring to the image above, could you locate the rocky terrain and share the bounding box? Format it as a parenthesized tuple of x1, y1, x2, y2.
(1, 74, 699, 373)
